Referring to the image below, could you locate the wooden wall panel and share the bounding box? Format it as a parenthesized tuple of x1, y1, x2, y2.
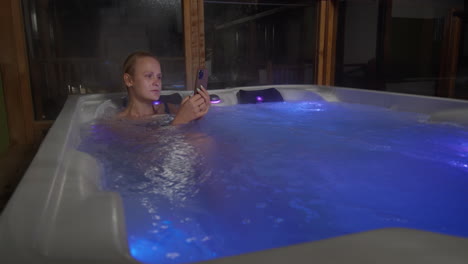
(316, 0, 338, 86)
(183, 0, 206, 91)
(0, 0, 34, 146)
(0, 0, 37, 205)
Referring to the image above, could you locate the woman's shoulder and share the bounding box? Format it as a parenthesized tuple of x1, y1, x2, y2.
(96, 98, 124, 119)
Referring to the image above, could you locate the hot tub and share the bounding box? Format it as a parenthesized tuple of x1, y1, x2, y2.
(1, 85, 468, 264)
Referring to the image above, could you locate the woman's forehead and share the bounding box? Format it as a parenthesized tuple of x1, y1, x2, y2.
(135, 57, 160, 72)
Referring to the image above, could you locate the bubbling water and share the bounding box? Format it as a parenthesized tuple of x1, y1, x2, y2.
(78, 101, 468, 264)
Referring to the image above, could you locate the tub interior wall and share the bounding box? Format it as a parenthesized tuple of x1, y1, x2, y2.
(0, 96, 135, 264)
(41, 98, 134, 262)
(330, 86, 468, 125)
(84, 85, 468, 125)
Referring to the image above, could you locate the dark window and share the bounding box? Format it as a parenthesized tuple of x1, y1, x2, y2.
(204, 0, 318, 89)
(335, 0, 466, 100)
(22, 0, 185, 120)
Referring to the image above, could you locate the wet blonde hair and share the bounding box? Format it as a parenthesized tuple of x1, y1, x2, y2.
(122, 51, 159, 89)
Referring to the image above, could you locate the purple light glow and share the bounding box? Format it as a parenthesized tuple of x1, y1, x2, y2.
(256, 96, 263, 102)
(211, 99, 222, 104)
(153, 101, 161, 105)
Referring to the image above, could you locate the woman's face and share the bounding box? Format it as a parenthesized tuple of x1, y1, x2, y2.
(125, 57, 162, 102)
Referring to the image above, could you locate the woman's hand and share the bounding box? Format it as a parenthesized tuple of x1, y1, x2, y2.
(172, 86, 211, 125)
(196, 85, 211, 117)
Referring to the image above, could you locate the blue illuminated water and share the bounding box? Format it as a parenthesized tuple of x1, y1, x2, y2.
(79, 101, 468, 264)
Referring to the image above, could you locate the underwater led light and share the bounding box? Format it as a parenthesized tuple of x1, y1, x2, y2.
(153, 100, 161, 105)
(210, 94, 222, 104)
(256, 96, 263, 102)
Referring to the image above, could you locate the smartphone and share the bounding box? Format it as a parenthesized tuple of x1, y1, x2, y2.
(194, 67, 208, 94)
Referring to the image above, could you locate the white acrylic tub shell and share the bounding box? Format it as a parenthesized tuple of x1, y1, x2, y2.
(1, 85, 468, 264)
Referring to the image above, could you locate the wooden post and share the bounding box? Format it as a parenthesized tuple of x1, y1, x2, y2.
(0, 0, 35, 146)
(316, 0, 338, 86)
(183, 0, 205, 91)
(438, 9, 462, 98)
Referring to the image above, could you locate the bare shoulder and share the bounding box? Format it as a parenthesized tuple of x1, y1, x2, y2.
(116, 108, 131, 119)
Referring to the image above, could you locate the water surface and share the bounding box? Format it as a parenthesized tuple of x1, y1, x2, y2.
(79, 101, 468, 264)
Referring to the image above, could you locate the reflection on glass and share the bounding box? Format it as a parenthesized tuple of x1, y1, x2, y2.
(335, 0, 466, 100)
(204, 0, 317, 89)
(22, 0, 185, 120)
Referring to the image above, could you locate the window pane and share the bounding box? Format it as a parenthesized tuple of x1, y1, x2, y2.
(335, 0, 379, 89)
(455, 11, 468, 99)
(22, 0, 185, 120)
(335, 0, 466, 100)
(204, 0, 317, 90)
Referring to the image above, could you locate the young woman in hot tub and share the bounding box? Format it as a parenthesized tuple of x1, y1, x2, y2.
(83, 51, 219, 203)
(118, 51, 211, 124)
